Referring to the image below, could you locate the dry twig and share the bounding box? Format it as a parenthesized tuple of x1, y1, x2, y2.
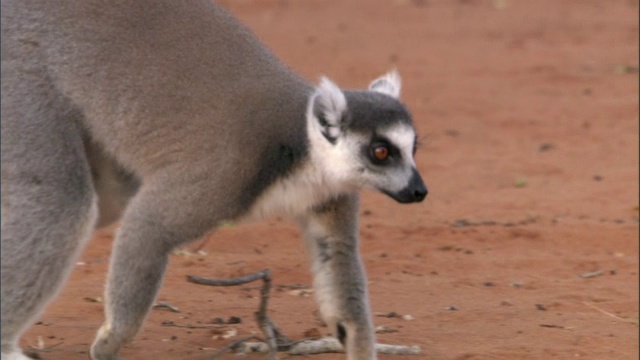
(583, 301, 639, 325)
(188, 269, 422, 357)
(187, 269, 289, 360)
(237, 337, 421, 355)
(152, 301, 181, 313)
(161, 321, 223, 329)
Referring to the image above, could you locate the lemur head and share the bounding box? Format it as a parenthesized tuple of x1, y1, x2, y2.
(306, 70, 427, 203)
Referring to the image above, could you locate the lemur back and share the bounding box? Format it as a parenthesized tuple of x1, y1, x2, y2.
(1, 1, 427, 359)
(4, 0, 315, 219)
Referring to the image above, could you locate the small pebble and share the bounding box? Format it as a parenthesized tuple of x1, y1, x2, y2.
(535, 303, 547, 311)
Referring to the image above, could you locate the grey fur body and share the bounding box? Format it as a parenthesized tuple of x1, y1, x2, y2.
(1, 1, 427, 359)
(85, 140, 140, 228)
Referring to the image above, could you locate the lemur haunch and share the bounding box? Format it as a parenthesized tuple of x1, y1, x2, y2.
(1, 1, 427, 359)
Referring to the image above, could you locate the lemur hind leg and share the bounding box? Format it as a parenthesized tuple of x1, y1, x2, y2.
(1, 74, 97, 358)
(90, 178, 236, 360)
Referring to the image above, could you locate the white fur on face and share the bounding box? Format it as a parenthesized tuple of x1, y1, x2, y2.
(384, 123, 417, 167)
(241, 121, 419, 222)
(359, 123, 417, 194)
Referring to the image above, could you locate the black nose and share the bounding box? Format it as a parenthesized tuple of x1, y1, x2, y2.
(413, 184, 428, 202)
(382, 169, 428, 204)
(408, 168, 427, 203)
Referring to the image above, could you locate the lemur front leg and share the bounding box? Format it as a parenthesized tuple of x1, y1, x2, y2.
(297, 193, 376, 360)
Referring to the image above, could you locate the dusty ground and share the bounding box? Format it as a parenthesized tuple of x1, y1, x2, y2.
(21, 0, 639, 359)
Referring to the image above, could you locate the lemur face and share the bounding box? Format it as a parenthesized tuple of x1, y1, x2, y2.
(307, 71, 427, 203)
(354, 123, 426, 203)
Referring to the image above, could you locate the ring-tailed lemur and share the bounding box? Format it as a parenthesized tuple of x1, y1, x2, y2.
(1, 1, 427, 359)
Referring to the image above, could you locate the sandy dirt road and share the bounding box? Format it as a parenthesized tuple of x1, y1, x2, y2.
(21, 1, 638, 359)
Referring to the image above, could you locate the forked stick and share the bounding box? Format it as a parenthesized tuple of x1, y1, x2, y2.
(187, 269, 421, 358)
(187, 269, 287, 360)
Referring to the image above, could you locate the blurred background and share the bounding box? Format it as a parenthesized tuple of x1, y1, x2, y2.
(25, 1, 639, 359)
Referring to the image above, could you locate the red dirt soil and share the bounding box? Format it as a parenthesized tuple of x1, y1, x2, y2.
(20, 1, 639, 359)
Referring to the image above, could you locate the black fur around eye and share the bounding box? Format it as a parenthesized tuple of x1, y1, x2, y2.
(369, 141, 396, 165)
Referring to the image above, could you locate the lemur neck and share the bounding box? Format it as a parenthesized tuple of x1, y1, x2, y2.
(238, 156, 350, 223)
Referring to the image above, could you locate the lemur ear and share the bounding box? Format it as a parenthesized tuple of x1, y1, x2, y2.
(369, 69, 402, 98)
(311, 77, 348, 144)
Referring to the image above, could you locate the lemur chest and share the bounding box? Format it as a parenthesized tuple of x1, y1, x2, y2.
(237, 164, 343, 223)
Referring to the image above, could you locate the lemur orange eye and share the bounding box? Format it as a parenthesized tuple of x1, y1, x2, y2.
(373, 145, 390, 161)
